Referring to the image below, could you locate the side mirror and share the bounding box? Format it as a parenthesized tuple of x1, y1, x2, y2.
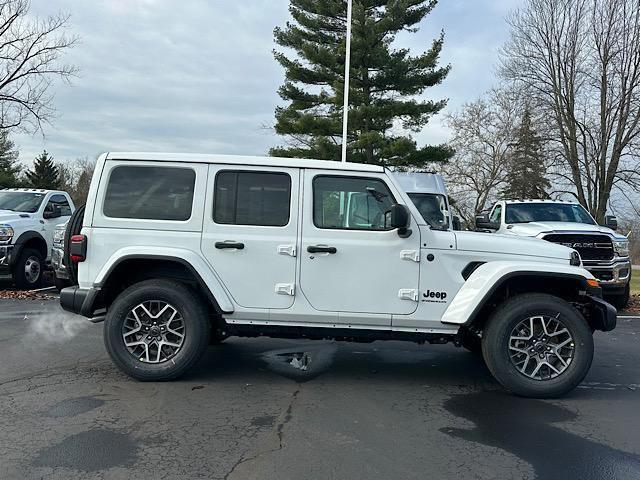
(475, 213, 498, 231)
(452, 215, 462, 231)
(389, 204, 412, 238)
(43, 204, 61, 219)
(603, 215, 618, 231)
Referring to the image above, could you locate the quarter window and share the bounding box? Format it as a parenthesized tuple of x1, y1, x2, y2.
(313, 176, 395, 230)
(104, 166, 196, 221)
(214, 171, 291, 227)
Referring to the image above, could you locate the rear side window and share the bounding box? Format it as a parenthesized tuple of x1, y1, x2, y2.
(104, 166, 195, 221)
(214, 171, 291, 226)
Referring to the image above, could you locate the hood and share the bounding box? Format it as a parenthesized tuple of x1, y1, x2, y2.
(0, 210, 32, 224)
(455, 230, 574, 261)
(505, 221, 620, 238)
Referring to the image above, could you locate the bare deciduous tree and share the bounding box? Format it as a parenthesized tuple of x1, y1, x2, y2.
(442, 88, 521, 227)
(501, 0, 640, 222)
(0, 0, 78, 133)
(58, 156, 95, 206)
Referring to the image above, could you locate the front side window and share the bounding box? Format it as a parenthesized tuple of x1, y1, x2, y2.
(505, 203, 596, 225)
(313, 176, 395, 230)
(214, 171, 291, 226)
(47, 195, 72, 216)
(490, 204, 502, 224)
(104, 166, 196, 221)
(0, 192, 45, 213)
(408, 193, 449, 230)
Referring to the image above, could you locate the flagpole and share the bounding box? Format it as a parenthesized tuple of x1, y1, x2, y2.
(341, 0, 352, 163)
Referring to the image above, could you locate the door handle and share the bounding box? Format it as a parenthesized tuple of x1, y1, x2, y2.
(215, 241, 245, 250)
(307, 245, 337, 254)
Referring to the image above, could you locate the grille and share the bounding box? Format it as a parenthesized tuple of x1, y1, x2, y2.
(592, 270, 613, 281)
(542, 233, 614, 261)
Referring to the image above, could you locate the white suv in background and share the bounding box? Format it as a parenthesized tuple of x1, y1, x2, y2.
(61, 152, 616, 398)
(0, 189, 74, 288)
(476, 200, 631, 308)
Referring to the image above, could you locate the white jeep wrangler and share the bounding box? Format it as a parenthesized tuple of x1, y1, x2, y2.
(61, 153, 616, 398)
(0, 188, 74, 288)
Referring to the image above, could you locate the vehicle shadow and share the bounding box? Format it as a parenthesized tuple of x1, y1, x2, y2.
(188, 338, 496, 388)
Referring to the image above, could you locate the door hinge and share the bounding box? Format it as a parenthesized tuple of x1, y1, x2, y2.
(398, 289, 418, 302)
(400, 250, 420, 262)
(277, 244, 296, 257)
(275, 283, 295, 296)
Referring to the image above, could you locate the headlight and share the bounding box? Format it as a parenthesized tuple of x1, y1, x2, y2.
(0, 224, 14, 244)
(570, 251, 582, 266)
(53, 226, 66, 246)
(613, 239, 629, 257)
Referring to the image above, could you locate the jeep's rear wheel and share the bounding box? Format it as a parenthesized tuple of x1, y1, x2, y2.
(482, 294, 593, 398)
(104, 279, 210, 381)
(12, 248, 44, 289)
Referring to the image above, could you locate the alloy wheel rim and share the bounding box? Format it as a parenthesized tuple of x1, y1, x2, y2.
(508, 315, 574, 381)
(24, 256, 41, 284)
(122, 300, 185, 363)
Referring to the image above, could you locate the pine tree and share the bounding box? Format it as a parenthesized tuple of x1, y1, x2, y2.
(0, 130, 21, 188)
(502, 107, 550, 199)
(271, 0, 452, 168)
(26, 151, 60, 189)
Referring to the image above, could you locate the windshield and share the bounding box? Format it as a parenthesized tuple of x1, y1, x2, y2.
(0, 192, 45, 213)
(408, 193, 449, 229)
(505, 203, 596, 225)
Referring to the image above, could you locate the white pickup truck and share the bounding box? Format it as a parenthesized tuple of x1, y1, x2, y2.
(476, 200, 631, 308)
(0, 188, 74, 288)
(61, 153, 616, 398)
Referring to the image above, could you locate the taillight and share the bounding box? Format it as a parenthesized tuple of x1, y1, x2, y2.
(70, 234, 87, 262)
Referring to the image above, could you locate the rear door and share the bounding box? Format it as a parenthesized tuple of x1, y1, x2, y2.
(201, 165, 299, 309)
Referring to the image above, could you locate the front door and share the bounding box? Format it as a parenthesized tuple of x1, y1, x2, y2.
(299, 170, 421, 315)
(201, 165, 299, 309)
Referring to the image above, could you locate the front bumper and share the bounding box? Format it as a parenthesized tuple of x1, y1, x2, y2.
(584, 294, 617, 332)
(51, 245, 69, 279)
(60, 286, 105, 322)
(584, 259, 631, 290)
(0, 245, 13, 271)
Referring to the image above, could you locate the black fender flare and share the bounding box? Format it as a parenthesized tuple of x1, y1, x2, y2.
(460, 271, 610, 330)
(97, 254, 230, 315)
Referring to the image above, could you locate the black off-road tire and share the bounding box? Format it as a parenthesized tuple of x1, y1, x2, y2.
(64, 204, 85, 286)
(12, 248, 44, 289)
(482, 293, 594, 398)
(104, 279, 210, 381)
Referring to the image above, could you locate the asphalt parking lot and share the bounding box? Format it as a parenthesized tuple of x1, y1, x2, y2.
(1, 299, 639, 480)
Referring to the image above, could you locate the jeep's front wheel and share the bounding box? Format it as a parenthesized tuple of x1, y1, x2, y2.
(482, 294, 594, 398)
(104, 279, 210, 381)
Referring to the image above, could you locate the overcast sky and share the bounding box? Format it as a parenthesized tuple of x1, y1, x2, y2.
(14, 0, 521, 167)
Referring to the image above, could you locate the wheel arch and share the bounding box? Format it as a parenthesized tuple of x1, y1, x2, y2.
(96, 254, 234, 316)
(10, 231, 48, 266)
(442, 262, 609, 331)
